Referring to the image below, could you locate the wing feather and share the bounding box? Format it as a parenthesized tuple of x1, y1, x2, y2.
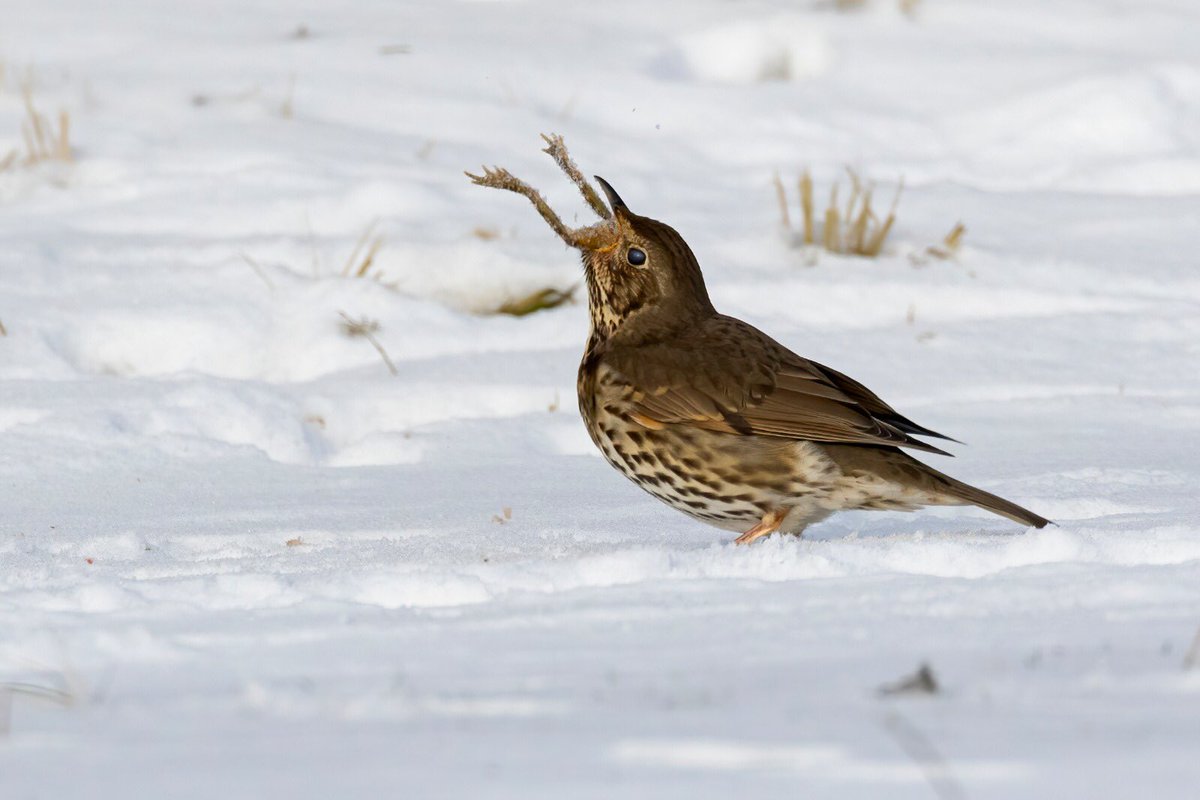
(603, 315, 953, 455)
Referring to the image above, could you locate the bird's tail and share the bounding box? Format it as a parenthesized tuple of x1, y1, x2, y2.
(935, 472, 1050, 528)
(822, 444, 1051, 529)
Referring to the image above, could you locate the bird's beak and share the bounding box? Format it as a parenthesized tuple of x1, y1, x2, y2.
(570, 175, 630, 253)
(594, 175, 629, 217)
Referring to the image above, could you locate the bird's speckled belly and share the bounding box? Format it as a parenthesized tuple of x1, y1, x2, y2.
(585, 405, 842, 532)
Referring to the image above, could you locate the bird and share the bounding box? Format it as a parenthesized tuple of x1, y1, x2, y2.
(467, 135, 1049, 544)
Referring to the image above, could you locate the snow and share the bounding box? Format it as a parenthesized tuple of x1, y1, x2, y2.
(2, 0, 1200, 797)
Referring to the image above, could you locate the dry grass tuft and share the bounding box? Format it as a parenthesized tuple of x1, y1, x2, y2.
(16, 83, 72, 166)
(337, 311, 398, 376)
(777, 169, 965, 264)
(495, 285, 577, 317)
(247, 219, 389, 284)
(1, 66, 72, 171)
(776, 168, 901, 257)
(0, 318, 7, 337)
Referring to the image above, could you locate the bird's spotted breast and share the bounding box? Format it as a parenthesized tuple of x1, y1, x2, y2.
(580, 362, 844, 532)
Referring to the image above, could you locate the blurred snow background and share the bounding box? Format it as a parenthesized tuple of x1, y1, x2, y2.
(1, 0, 1199, 797)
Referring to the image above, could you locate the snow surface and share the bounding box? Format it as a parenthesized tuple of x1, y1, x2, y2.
(2, 1, 1200, 797)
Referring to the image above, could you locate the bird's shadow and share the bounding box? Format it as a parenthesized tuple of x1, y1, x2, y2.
(801, 509, 1029, 542)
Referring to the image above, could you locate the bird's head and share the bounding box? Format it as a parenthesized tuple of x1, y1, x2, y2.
(574, 177, 714, 339)
(466, 137, 715, 341)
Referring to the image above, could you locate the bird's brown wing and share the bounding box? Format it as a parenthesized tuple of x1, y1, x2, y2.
(804, 361, 960, 443)
(604, 315, 954, 456)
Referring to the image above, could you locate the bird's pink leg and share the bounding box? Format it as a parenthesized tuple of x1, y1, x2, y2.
(734, 509, 787, 546)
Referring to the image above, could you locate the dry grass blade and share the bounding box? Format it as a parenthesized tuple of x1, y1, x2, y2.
(0, 318, 6, 337)
(495, 285, 577, 317)
(341, 219, 384, 278)
(239, 254, 275, 290)
(773, 172, 791, 230)
(941, 221, 966, 252)
(864, 178, 903, 257)
(1, 680, 76, 737)
(945, 221, 964, 250)
(0, 681, 74, 705)
(822, 184, 840, 252)
(914, 222, 967, 264)
(55, 111, 70, 160)
(279, 75, 296, 119)
(338, 311, 398, 376)
(843, 168, 862, 222)
(800, 171, 814, 244)
(352, 237, 383, 278)
(847, 187, 873, 254)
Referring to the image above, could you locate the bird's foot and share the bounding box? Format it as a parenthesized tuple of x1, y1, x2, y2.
(734, 509, 787, 546)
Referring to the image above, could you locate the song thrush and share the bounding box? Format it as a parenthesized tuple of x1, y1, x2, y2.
(467, 136, 1049, 544)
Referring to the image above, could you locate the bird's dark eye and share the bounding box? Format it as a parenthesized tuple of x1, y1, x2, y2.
(626, 247, 647, 266)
